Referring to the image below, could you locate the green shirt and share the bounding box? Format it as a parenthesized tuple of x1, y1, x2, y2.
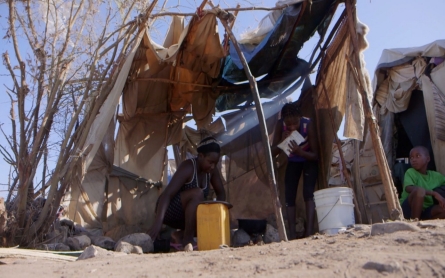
(400, 168, 445, 209)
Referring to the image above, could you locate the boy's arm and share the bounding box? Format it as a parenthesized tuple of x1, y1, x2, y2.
(403, 169, 419, 193)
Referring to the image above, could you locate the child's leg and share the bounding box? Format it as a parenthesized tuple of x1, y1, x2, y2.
(430, 205, 445, 219)
(180, 188, 204, 247)
(284, 162, 303, 240)
(302, 161, 318, 237)
(407, 187, 426, 219)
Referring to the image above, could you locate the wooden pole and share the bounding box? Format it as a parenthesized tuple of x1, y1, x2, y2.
(216, 12, 288, 242)
(345, 0, 403, 220)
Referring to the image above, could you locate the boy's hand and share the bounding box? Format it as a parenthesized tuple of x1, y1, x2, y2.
(433, 192, 445, 210)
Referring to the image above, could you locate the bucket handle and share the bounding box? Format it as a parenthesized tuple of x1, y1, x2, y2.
(338, 195, 352, 205)
(317, 197, 340, 225)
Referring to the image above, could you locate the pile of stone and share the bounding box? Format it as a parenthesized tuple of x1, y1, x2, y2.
(37, 218, 284, 256)
(231, 224, 280, 247)
(37, 218, 154, 255)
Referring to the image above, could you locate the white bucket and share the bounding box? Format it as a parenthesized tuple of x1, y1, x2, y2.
(314, 187, 355, 234)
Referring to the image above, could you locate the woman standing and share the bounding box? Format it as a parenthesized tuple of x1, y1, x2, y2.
(272, 103, 318, 239)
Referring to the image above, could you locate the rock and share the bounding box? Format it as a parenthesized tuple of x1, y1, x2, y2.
(232, 229, 251, 247)
(183, 243, 194, 252)
(115, 241, 135, 254)
(363, 261, 400, 273)
(45, 225, 69, 244)
(263, 224, 280, 244)
(55, 243, 71, 251)
(390, 208, 403, 221)
(65, 235, 91, 250)
(115, 233, 153, 253)
(105, 225, 145, 242)
(115, 242, 143, 254)
(37, 243, 71, 251)
(75, 235, 91, 249)
(66, 237, 81, 251)
(371, 221, 420, 236)
(77, 245, 112, 260)
(59, 219, 75, 231)
(59, 226, 69, 243)
(73, 225, 91, 237)
(90, 236, 116, 250)
(132, 245, 143, 254)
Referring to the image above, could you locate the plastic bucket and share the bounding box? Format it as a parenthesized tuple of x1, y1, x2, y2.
(314, 187, 355, 234)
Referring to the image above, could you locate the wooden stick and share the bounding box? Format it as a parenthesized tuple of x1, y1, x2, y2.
(217, 12, 288, 242)
(353, 139, 370, 223)
(199, 0, 208, 10)
(150, 3, 293, 18)
(136, 77, 215, 88)
(229, 4, 241, 29)
(345, 0, 402, 220)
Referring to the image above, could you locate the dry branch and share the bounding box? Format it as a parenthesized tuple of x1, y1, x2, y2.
(216, 7, 288, 242)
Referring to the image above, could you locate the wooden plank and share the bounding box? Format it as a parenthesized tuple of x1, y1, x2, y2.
(0, 248, 77, 262)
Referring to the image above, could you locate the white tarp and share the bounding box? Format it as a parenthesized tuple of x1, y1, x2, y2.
(373, 39, 445, 90)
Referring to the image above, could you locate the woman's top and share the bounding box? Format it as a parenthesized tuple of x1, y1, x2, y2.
(180, 158, 210, 198)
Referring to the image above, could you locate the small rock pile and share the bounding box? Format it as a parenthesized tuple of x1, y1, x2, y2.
(38, 218, 283, 258)
(37, 218, 154, 255)
(232, 224, 280, 247)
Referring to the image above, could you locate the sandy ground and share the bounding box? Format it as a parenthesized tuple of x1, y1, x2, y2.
(1, 220, 445, 278)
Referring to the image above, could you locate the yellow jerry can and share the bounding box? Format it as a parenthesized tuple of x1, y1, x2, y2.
(197, 201, 231, 251)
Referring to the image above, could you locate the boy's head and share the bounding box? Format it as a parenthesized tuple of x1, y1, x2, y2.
(409, 146, 430, 173)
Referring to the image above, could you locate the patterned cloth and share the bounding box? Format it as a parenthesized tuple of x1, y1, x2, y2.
(162, 158, 210, 229)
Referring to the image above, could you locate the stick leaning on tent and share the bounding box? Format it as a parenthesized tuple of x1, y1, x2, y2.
(209, 0, 289, 242)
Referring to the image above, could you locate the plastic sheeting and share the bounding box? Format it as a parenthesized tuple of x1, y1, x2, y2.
(221, 0, 335, 86)
(114, 113, 183, 180)
(374, 57, 426, 114)
(372, 39, 445, 91)
(314, 19, 350, 186)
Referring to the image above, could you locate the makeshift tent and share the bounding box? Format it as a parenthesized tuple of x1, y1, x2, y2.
(370, 40, 445, 204)
(65, 0, 402, 240)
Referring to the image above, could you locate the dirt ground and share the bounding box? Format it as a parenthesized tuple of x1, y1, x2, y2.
(1, 220, 445, 278)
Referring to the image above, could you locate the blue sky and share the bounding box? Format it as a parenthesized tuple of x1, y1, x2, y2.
(0, 0, 444, 198)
